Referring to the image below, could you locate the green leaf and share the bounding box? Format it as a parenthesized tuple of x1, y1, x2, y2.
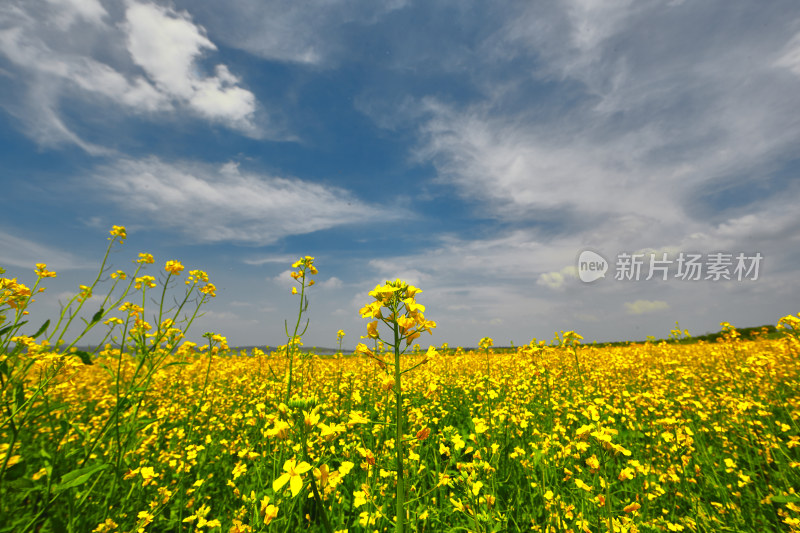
(72, 350, 94, 365)
(97, 362, 116, 380)
(532, 448, 544, 467)
(32, 319, 50, 339)
(115, 397, 132, 412)
(0, 321, 27, 338)
(161, 361, 190, 369)
(771, 495, 800, 503)
(90, 308, 104, 325)
(53, 463, 107, 492)
(1, 460, 26, 481)
(7, 476, 35, 491)
(125, 417, 158, 433)
(15, 382, 25, 409)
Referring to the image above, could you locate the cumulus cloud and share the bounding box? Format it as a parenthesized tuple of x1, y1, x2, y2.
(0, 0, 258, 150)
(320, 277, 343, 289)
(625, 299, 669, 315)
(43, 0, 108, 29)
(123, 1, 256, 129)
(537, 266, 578, 291)
(89, 158, 394, 245)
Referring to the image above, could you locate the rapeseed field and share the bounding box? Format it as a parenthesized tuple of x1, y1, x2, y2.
(2, 227, 799, 532)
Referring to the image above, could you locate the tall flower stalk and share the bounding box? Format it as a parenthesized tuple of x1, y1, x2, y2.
(355, 279, 437, 533)
(283, 256, 316, 402)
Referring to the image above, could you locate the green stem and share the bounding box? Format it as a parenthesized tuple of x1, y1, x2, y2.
(394, 312, 405, 533)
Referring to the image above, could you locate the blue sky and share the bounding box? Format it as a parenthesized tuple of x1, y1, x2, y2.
(2, 0, 800, 349)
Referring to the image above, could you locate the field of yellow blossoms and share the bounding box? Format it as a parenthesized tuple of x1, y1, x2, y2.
(2, 227, 800, 533)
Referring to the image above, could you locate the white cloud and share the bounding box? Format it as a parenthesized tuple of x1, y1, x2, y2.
(44, 0, 108, 28)
(625, 299, 669, 315)
(271, 270, 294, 286)
(90, 157, 393, 245)
(0, 230, 90, 270)
(774, 32, 800, 76)
(124, 1, 216, 99)
(366, 260, 431, 287)
(243, 255, 299, 266)
(0, 24, 167, 110)
(410, 2, 800, 226)
(0, 0, 259, 150)
(320, 277, 343, 289)
(537, 266, 578, 291)
(175, 0, 409, 65)
(123, 1, 256, 130)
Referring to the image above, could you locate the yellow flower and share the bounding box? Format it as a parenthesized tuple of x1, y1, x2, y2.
(140, 466, 157, 486)
(265, 420, 290, 439)
(471, 481, 483, 496)
(350, 490, 367, 508)
(403, 298, 425, 314)
(339, 462, 354, 477)
(78, 285, 92, 301)
(273, 458, 312, 497)
(134, 276, 156, 290)
(450, 497, 466, 512)
(369, 283, 401, 301)
(137, 253, 154, 264)
(304, 407, 321, 428)
(355, 343, 374, 358)
(472, 417, 489, 434)
(260, 496, 279, 525)
(396, 315, 415, 333)
(421, 345, 438, 364)
(109, 225, 127, 242)
(199, 283, 216, 297)
(188, 270, 209, 283)
(367, 320, 379, 339)
(91, 518, 119, 533)
(348, 411, 369, 425)
(623, 502, 641, 513)
(232, 461, 247, 480)
(34, 263, 57, 278)
(164, 260, 184, 275)
(359, 301, 383, 319)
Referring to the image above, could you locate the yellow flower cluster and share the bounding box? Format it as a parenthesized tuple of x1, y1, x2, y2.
(164, 260, 184, 276)
(0, 277, 31, 311)
(359, 279, 436, 346)
(4, 232, 799, 533)
(109, 225, 127, 242)
(289, 256, 317, 294)
(34, 263, 57, 278)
